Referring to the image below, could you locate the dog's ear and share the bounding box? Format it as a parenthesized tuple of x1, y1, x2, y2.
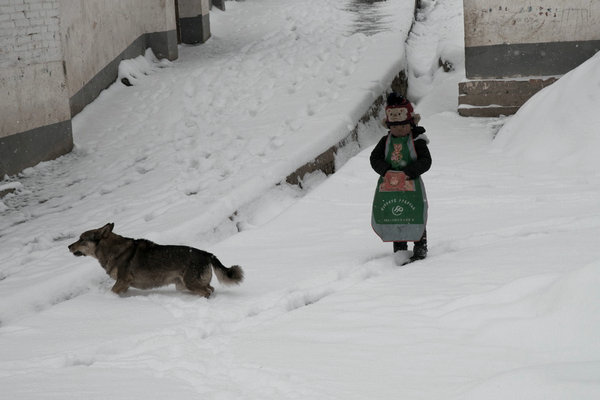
(99, 223, 114, 238)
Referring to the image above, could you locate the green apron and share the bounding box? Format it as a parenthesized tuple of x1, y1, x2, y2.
(371, 134, 428, 242)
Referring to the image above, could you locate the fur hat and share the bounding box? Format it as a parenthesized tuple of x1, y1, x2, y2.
(384, 93, 420, 127)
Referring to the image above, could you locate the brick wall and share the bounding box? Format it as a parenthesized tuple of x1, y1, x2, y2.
(1, 0, 70, 140)
(0, 0, 62, 69)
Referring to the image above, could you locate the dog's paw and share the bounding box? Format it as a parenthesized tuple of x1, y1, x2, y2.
(111, 281, 130, 295)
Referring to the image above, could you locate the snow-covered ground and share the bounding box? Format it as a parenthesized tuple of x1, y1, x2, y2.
(2, 0, 600, 398)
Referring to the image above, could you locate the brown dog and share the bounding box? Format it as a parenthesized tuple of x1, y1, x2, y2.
(68, 223, 243, 297)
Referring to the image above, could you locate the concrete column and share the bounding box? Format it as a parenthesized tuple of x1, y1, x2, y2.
(178, 0, 211, 44)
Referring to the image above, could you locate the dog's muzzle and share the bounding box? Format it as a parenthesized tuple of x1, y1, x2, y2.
(68, 243, 85, 257)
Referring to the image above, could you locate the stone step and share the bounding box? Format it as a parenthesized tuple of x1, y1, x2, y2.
(458, 77, 558, 117)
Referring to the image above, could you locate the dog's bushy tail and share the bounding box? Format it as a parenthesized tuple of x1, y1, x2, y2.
(210, 255, 244, 285)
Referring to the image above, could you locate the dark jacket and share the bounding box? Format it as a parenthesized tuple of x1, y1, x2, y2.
(369, 126, 432, 179)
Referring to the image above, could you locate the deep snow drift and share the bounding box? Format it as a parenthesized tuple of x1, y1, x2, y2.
(1, 0, 600, 398)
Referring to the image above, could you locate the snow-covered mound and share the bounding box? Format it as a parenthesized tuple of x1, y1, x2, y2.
(494, 52, 600, 174)
(118, 49, 172, 86)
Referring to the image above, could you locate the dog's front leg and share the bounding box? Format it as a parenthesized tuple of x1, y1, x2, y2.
(111, 279, 130, 294)
(112, 266, 133, 295)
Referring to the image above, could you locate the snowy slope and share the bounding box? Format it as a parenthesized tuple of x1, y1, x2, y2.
(1, 0, 600, 398)
(0, 0, 414, 320)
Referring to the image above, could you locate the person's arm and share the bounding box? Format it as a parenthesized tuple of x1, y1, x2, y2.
(370, 136, 392, 176)
(403, 138, 431, 179)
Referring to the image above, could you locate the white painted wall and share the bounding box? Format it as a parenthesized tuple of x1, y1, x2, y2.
(0, 0, 69, 138)
(59, 0, 176, 98)
(464, 0, 600, 47)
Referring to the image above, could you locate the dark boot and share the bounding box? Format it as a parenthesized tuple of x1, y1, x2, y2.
(412, 230, 428, 260)
(393, 241, 408, 252)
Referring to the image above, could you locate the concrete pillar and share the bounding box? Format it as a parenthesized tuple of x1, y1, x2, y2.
(177, 0, 211, 44)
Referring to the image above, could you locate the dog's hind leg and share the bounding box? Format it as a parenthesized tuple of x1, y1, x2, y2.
(111, 279, 130, 295)
(185, 285, 212, 298)
(183, 265, 213, 298)
(175, 277, 187, 292)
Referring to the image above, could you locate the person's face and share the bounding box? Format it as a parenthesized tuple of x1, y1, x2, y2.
(390, 123, 411, 137)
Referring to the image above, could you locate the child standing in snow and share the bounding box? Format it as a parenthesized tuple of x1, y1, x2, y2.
(370, 93, 432, 263)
